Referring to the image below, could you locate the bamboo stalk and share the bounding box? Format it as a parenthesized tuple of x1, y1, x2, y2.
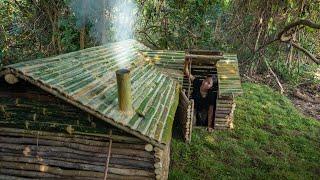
(116, 69, 133, 114)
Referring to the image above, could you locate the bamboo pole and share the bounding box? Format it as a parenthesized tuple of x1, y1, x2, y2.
(116, 69, 133, 114)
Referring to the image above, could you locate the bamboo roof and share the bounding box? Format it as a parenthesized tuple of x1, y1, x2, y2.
(0, 40, 180, 149)
(140, 50, 185, 84)
(141, 50, 242, 97)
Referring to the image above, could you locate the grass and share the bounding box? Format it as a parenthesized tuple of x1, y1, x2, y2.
(169, 83, 320, 180)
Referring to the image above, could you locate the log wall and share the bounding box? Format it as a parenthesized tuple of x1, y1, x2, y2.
(0, 77, 123, 135)
(0, 77, 161, 179)
(176, 90, 194, 143)
(214, 96, 236, 130)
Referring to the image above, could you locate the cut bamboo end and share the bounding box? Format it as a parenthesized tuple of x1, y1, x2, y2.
(144, 144, 153, 152)
(4, 74, 19, 84)
(116, 69, 133, 114)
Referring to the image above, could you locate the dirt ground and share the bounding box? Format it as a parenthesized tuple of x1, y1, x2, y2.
(291, 97, 320, 120)
(242, 73, 320, 121)
(290, 83, 320, 121)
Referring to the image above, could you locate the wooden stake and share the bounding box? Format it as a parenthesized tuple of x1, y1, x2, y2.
(116, 69, 133, 114)
(104, 130, 113, 180)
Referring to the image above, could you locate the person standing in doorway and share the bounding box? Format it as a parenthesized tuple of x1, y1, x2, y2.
(184, 59, 217, 132)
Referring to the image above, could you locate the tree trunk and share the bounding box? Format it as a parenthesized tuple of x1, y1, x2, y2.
(80, 28, 85, 49)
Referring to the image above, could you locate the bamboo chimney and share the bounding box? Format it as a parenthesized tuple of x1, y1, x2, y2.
(116, 69, 133, 114)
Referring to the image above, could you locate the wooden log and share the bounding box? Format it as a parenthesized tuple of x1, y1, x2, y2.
(0, 127, 143, 143)
(187, 50, 223, 56)
(4, 74, 19, 85)
(0, 151, 153, 170)
(156, 174, 161, 180)
(215, 114, 230, 118)
(0, 143, 153, 162)
(154, 162, 162, 169)
(0, 136, 146, 152)
(215, 110, 231, 114)
(155, 168, 162, 175)
(189, 99, 194, 142)
(1, 156, 155, 177)
(0, 162, 155, 180)
(116, 69, 133, 114)
(160, 142, 171, 180)
(0, 168, 61, 178)
(0, 174, 33, 180)
(0, 161, 103, 178)
(186, 54, 224, 64)
(0, 151, 154, 169)
(145, 144, 153, 152)
(0, 130, 141, 147)
(0, 149, 148, 169)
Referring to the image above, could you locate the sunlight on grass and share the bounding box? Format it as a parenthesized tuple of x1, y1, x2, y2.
(169, 83, 320, 180)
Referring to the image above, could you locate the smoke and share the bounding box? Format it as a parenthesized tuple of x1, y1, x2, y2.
(69, 0, 137, 45)
(112, 0, 137, 41)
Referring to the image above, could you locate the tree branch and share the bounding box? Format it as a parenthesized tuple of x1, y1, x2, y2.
(291, 42, 320, 64)
(255, 19, 320, 64)
(278, 19, 320, 41)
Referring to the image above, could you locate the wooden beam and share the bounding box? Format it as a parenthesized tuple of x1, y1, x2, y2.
(187, 49, 223, 56)
(185, 54, 225, 64)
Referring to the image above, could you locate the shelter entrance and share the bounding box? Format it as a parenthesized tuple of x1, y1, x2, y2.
(177, 50, 222, 142)
(141, 48, 242, 143)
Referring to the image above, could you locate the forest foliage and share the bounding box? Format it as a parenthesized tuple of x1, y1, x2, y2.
(0, 0, 319, 86)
